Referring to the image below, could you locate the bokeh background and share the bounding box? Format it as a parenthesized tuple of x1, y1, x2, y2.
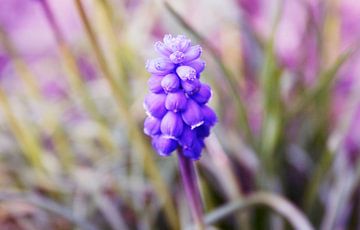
(0, 0, 360, 229)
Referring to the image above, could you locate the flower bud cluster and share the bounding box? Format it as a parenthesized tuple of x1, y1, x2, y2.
(144, 35, 216, 160)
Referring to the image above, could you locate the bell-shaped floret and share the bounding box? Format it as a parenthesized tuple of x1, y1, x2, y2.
(147, 75, 164, 93)
(161, 74, 180, 92)
(152, 135, 178, 156)
(185, 59, 205, 75)
(160, 111, 184, 138)
(144, 116, 161, 136)
(144, 93, 167, 118)
(183, 45, 202, 63)
(182, 79, 201, 95)
(165, 91, 187, 112)
(191, 83, 211, 104)
(154, 41, 172, 56)
(164, 34, 191, 52)
(170, 51, 185, 64)
(146, 58, 175, 75)
(176, 66, 197, 81)
(181, 99, 204, 129)
(179, 125, 197, 149)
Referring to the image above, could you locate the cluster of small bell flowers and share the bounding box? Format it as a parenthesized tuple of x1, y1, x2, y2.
(144, 34, 217, 160)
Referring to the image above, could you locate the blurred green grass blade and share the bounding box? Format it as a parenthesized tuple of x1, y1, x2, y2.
(94, 192, 129, 230)
(0, 27, 41, 100)
(257, 16, 284, 187)
(0, 191, 98, 230)
(259, 38, 283, 161)
(0, 27, 76, 171)
(0, 89, 44, 171)
(204, 192, 314, 230)
(302, 47, 359, 215)
(303, 149, 334, 213)
(39, 0, 117, 155)
(164, 1, 255, 147)
(74, 1, 180, 228)
(204, 135, 251, 229)
(0, 28, 45, 171)
(94, 0, 130, 101)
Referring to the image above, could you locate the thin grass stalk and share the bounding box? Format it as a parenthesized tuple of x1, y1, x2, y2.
(98, 0, 116, 23)
(258, 1, 284, 183)
(0, 192, 98, 230)
(93, 0, 130, 92)
(320, 156, 360, 230)
(204, 135, 251, 229)
(38, 0, 116, 155)
(38, 0, 96, 113)
(259, 45, 283, 189)
(286, 50, 356, 208)
(253, 7, 284, 227)
(321, 0, 340, 68)
(0, 89, 44, 171)
(304, 61, 360, 213)
(204, 192, 314, 230)
(0, 28, 40, 100)
(303, 149, 334, 213)
(94, 192, 129, 230)
(73, 0, 128, 106)
(177, 149, 205, 230)
(73, 1, 179, 228)
(205, 135, 245, 199)
(259, 40, 282, 163)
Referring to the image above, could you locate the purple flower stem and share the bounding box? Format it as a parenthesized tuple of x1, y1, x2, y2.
(177, 148, 205, 229)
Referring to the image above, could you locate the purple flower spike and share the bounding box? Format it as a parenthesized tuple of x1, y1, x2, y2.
(182, 99, 204, 129)
(148, 75, 164, 93)
(144, 116, 161, 136)
(161, 111, 184, 138)
(144, 34, 216, 160)
(144, 93, 167, 118)
(192, 83, 212, 104)
(153, 136, 178, 156)
(176, 66, 197, 81)
(161, 74, 180, 92)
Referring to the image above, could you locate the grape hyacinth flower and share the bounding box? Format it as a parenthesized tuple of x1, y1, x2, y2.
(144, 35, 216, 228)
(144, 34, 217, 160)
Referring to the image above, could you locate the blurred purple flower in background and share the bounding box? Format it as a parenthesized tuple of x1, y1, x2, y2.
(239, 0, 321, 84)
(343, 107, 360, 163)
(0, 0, 85, 94)
(144, 34, 216, 160)
(333, 0, 360, 162)
(0, 0, 81, 58)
